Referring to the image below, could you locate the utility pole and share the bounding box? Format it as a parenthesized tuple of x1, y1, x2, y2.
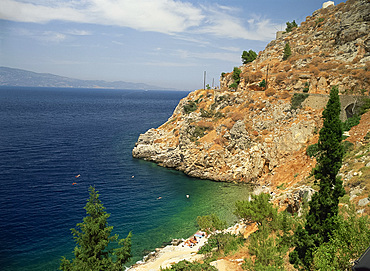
(203, 71, 206, 90)
(266, 64, 270, 90)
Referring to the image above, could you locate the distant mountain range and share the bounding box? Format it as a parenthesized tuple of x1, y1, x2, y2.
(0, 67, 171, 90)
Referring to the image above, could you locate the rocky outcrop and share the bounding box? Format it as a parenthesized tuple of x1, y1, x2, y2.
(133, 88, 321, 183)
(133, 0, 368, 185)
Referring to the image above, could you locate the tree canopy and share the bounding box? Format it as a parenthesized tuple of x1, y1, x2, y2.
(60, 186, 132, 271)
(285, 20, 298, 32)
(234, 193, 277, 226)
(196, 213, 226, 234)
(241, 50, 257, 64)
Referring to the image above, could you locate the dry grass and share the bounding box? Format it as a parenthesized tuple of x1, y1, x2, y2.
(230, 111, 245, 122)
(283, 64, 291, 72)
(317, 62, 338, 71)
(275, 73, 286, 84)
(279, 91, 291, 99)
(309, 66, 320, 76)
(265, 88, 276, 97)
(196, 120, 214, 130)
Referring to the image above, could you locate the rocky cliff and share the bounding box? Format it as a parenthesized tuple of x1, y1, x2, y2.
(132, 0, 369, 188)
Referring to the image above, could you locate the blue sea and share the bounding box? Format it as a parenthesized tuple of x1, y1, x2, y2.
(0, 87, 251, 270)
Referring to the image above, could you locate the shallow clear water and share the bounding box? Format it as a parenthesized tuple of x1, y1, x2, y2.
(0, 87, 250, 270)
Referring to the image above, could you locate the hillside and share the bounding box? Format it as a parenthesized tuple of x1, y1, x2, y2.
(0, 66, 168, 90)
(220, 0, 369, 95)
(132, 0, 369, 208)
(130, 0, 370, 269)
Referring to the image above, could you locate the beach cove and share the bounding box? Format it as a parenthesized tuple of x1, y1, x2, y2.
(128, 221, 257, 271)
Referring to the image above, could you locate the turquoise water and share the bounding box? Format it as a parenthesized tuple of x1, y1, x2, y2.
(0, 87, 250, 270)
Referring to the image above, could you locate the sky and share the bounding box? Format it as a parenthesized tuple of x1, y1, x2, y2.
(0, 0, 346, 91)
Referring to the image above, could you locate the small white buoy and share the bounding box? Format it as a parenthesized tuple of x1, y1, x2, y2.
(186, 194, 189, 198)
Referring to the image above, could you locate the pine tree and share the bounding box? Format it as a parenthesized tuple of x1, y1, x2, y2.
(289, 86, 345, 270)
(285, 20, 298, 32)
(241, 50, 257, 64)
(60, 186, 132, 271)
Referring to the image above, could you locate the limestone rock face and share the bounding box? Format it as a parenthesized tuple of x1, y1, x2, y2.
(132, 0, 369, 184)
(132, 88, 322, 183)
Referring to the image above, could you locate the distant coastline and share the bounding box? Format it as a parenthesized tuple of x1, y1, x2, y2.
(0, 66, 176, 91)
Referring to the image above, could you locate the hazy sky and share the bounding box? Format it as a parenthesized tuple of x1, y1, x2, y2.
(0, 0, 345, 90)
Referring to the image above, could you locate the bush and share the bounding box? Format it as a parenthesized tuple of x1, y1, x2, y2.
(234, 193, 278, 226)
(259, 79, 266, 88)
(162, 260, 217, 271)
(229, 82, 238, 89)
(290, 93, 309, 110)
(197, 214, 226, 233)
(343, 141, 354, 154)
(183, 101, 197, 114)
(189, 126, 209, 142)
(342, 115, 361, 131)
(306, 143, 319, 158)
(202, 233, 244, 255)
(303, 81, 310, 92)
(358, 98, 370, 115)
(312, 206, 370, 270)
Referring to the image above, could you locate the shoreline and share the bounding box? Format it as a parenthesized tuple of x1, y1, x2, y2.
(127, 222, 251, 271)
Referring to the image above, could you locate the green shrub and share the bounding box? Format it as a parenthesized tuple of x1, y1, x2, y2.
(200, 108, 224, 119)
(342, 115, 361, 131)
(183, 101, 197, 114)
(259, 79, 266, 88)
(234, 193, 278, 226)
(303, 81, 310, 92)
(189, 126, 209, 142)
(203, 233, 244, 255)
(315, 17, 325, 27)
(162, 260, 217, 271)
(312, 206, 370, 270)
(342, 141, 354, 154)
(358, 98, 370, 115)
(306, 143, 319, 158)
(365, 131, 370, 142)
(290, 93, 309, 110)
(229, 82, 238, 89)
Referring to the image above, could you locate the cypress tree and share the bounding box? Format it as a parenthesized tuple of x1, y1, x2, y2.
(60, 186, 132, 271)
(289, 86, 345, 270)
(283, 43, 292, 60)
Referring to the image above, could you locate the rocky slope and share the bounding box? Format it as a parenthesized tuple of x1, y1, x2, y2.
(221, 0, 370, 95)
(132, 0, 369, 189)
